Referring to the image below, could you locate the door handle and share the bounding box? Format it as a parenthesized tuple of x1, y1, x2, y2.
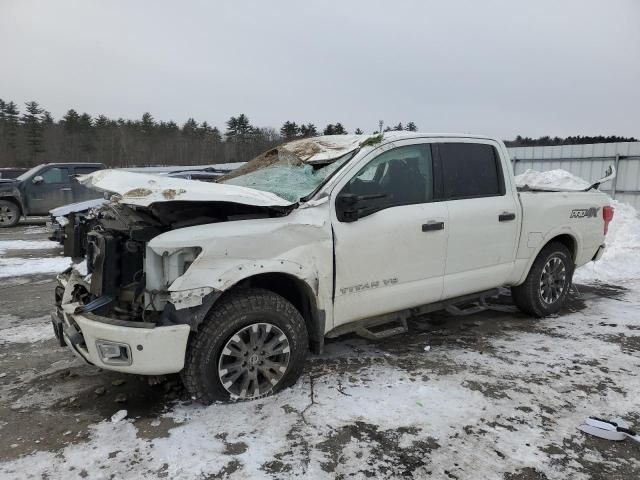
(422, 221, 445, 232)
(499, 212, 516, 222)
(61, 188, 72, 191)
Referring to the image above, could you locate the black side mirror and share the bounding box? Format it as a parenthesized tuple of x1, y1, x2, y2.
(336, 192, 387, 222)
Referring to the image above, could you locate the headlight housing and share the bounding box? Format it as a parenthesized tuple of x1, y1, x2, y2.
(161, 247, 202, 287)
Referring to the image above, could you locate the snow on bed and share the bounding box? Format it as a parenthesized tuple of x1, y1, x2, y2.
(515, 168, 640, 284)
(0, 257, 72, 278)
(575, 199, 640, 284)
(515, 169, 591, 190)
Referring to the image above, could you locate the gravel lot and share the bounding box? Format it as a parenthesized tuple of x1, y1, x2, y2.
(0, 221, 639, 479)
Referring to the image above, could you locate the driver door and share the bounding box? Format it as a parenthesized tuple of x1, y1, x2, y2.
(331, 140, 448, 327)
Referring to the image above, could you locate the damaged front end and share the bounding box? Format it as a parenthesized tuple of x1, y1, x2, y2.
(53, 194, 293, 374)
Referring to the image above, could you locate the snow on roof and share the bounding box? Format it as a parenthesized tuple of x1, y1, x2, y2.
(280, 132, 495, 164)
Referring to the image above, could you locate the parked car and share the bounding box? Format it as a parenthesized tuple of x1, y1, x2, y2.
(0, 162, 105, 227)
(52, 133, 613, 403)
(0, 167, 29, 179)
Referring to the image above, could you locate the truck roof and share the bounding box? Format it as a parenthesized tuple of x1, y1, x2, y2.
(276, 132, 496, 164)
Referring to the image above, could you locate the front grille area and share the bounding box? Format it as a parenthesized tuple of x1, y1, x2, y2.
(86, 231, 144, 299)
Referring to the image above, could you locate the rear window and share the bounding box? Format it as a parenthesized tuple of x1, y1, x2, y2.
(439, 143, 504, 199)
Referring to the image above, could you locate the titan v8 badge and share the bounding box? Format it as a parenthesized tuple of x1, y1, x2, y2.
(570, 207, 600, 219)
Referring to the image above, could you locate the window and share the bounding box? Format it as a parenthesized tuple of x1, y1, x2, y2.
(74, 167, 101, 176)
(40, 167, 70, 184)
(341, 144, 433, 211)
(438, 143, 504, 199)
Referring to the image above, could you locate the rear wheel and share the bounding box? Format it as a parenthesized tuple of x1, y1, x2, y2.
(181, 288, 308, 403)
(511, 242, 574, 317)
(0, 200, 20, 228)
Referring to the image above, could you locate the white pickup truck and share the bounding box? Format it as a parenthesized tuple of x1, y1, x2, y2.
(52, 132, 614, 402)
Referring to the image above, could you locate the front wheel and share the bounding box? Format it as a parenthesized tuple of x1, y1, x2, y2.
(181, 288, 308, 404)
(511, 242, 574, 317)
(0, 200, 20, 228)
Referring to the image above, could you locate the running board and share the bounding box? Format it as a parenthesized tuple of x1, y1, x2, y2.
(355, 318, 408, 340)
(326, 289, 501, 340)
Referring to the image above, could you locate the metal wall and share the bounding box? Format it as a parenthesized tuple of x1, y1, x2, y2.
(507, 142, 640, 209)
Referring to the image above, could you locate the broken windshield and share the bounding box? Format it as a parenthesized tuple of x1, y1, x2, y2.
(219, 149, 355, 203)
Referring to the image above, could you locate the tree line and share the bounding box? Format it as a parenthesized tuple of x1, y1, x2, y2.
(0, 98, 635, 168)
(504, 135, 637, 147)
(0, 99, 422, 168)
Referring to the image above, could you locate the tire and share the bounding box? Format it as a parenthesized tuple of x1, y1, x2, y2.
(511, 242, 574, 317)
(0, 200, 20, 228)
(182, 288, 308, 404)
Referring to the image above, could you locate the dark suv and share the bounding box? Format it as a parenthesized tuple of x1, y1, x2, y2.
(0, 163, 105, 227)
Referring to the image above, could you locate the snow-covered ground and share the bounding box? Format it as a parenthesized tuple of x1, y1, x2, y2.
(0, 238, 69, 278)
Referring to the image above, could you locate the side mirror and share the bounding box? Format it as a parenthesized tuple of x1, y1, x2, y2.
(336, 192, 387, 222)
(32, 175, 44, 185)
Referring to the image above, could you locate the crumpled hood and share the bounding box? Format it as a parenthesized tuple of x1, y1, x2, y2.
(80, 170, 293, 208)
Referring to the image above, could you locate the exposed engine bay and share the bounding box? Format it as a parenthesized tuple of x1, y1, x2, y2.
(56, 200, 291, 323)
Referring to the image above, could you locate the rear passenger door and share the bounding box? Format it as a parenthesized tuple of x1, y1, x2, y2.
(435, 140, 519, 299)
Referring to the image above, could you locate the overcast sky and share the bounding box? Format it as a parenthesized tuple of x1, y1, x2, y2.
(1, 0, 639, 138)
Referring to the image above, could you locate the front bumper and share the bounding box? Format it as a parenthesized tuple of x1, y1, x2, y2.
(52, 305, 190, 375)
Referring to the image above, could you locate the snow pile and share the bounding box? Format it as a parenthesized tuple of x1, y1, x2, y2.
(515, 169, 591, 191)
(575, 199, 640, 284)
(0, 240, 60, 254)
(0, 257, 72, 278)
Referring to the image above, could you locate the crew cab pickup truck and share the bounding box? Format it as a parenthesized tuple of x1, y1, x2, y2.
(51, 133, 614, 403)
(0, 162, 105, 227)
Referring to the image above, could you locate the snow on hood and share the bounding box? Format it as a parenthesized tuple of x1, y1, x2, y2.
(79, 170, 293, 208)
(515, 169, 591, 191)
(279, 135, 369, 164)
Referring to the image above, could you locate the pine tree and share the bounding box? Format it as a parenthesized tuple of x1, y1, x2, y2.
(354, 128, 363, 134)
(405, 122, 417, 132)
(21, 101, 45, 161)
(299, 123, 317, 137)
(280, 121, 300, 139)
(392, 122, 403, 131)
(78, 113, 96, 158)
(182, 118, 199, 137)
(333, 123, 347, 134)
(323, 124, 335, 135)
(3, 101, 20, 150)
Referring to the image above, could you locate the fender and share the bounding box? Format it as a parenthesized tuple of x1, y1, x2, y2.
(515, 225, 581, 285)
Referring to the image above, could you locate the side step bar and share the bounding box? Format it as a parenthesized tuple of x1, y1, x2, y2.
(327, 289, 501, 340)
(355, 318, 408, 340)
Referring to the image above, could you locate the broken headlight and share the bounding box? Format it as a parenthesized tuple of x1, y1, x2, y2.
(161, 247, 202, 287)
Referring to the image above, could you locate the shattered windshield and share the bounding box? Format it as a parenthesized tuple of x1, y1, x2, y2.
(219, 149, 355, 203)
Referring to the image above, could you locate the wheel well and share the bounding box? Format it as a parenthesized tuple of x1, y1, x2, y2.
(228, 273, 325, 354)
(0, 197, 22, 215)
(548, 234, 577, 261)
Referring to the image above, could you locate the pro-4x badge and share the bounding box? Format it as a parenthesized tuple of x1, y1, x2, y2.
(570, 207, 600, 219)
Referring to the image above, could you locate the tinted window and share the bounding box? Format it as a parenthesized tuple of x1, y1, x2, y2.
(342, 144, 433, 211)
(40, 167, 70, 184)
(439, 143, 503, 199)
(75, 167, 101, 176)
